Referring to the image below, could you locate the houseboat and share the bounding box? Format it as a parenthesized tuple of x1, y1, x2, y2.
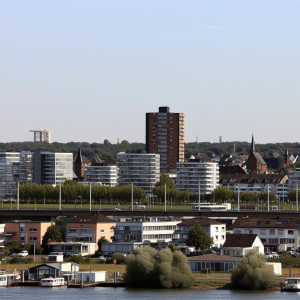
(282, 278, 300, 291)
(41, 277, 65, 287)
(0, 273, 20, 287)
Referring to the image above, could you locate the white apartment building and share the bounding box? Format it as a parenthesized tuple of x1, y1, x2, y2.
(116, 152, 160, 194)
(176, 159, 219, 194)
(232, 217, 300, 252)
(0, 152, 33, 198)
(84, 165, 118, 187)
(175, 218, 226, 248)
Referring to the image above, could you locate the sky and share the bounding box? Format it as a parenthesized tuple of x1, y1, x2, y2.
(1, 1, 299, 144)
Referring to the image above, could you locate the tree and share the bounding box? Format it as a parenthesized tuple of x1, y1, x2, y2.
(125, 246, 194, 288)
(231, 250, 276, 290)
(186, 224, 213, 250)
(97, 236, 109, 255)
(156, 174, 175, 189)
(42, 224, 64, 249)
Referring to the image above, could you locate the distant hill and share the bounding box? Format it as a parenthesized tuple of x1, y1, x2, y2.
(1, 140, 300, 164)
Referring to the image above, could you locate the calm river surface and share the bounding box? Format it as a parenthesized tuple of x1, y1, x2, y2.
(0, 287, 299, 300)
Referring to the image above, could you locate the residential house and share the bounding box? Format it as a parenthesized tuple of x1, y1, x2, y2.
(175, 218, 226, 248)
(221, 234, 264, 257)
(232, 217, 300, 252)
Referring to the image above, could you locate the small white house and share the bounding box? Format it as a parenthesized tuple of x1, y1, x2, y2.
(266, 262, 282, 275)
(76, 271, 107, 283)
(221, 234, 264, 257)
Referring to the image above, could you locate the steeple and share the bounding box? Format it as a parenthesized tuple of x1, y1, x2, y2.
(250, 134, 255, 155)
(75, 146, 83, 164)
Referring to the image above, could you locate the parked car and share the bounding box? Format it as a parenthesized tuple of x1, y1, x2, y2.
(97, 256, 106, 262)
(17, 250, 28, 257)
(292, 253, 300, 258)
(41, 256, 47, 261)
(277, 251, 283, 257)
(71, 253, 79, 257)
(271, 252, 279, 258)
(9, 253, 17, 257)
(114, 208, 121, 211)
(265, 253, 273, 258)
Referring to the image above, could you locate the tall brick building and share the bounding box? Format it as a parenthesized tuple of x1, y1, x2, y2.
(146, 106, 184, 173)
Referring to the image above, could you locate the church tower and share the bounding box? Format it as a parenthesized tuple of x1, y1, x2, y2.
(75, 146, 85, 180)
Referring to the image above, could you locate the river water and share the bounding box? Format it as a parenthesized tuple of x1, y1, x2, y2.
(0, 287, 299, 300)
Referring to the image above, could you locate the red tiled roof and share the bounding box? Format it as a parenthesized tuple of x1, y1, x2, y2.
(222, 234, 258, 248)
(232, 217, 300, 229)
(67, 214, 115, 224)
(220, 173, 287, 184)
(178, 218, 222, 227)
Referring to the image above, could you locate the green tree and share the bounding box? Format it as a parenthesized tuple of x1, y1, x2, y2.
(125, 246, 194, 288)
(231, 250, 276, 290)
(186, 224, 213, 250)
(42, 224, 64, 249)
(156, 174, 175, 189)
(5, 240, 21, 254)
(97, 236, 109, 255)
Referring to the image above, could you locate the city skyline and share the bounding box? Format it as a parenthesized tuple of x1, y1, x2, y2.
(1, 1, 299, 145)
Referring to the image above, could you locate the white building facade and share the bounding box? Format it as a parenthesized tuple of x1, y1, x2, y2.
(176, 161, 219, 194)
(0, 152, 33, 198)
(84, 165, 118, 187)
(116, 152, 160, 194)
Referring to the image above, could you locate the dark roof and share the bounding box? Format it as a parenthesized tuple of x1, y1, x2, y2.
(222, 234, 259, 248)
(219, 165, 247, 175)
(67, 214, 115, 224)
(253, 152, 267, 166)
(178, 218, 222, 227)
(188, 254, 242, 261)
(232, 217, 300, 229)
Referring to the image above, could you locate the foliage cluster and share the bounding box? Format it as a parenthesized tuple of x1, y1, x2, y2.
(186, 224, 213, 250)
(270, 254, 300, 268)
(9, 257, 34, 264)
(64, 255, 91, 264)
(18, 182, 146, 203)
(125, 246, 194, 288)
(42, 224, 64, 250)
(231, 250, 276, 290)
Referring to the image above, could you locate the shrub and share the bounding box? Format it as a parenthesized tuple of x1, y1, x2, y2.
(9, 257, 34, 264)
(125, 246, 194, 288)
(231, 250, 276, 290)
(64, 256, 91, 264)
(111, 253, 126, 264)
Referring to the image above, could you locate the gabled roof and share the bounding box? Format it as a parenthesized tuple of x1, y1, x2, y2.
(177, 218, 222, 227)
(222, 234, 259, 248)
(219, 173, 287, 184)
(253, 152, 267, 166)
(232, 217, 300, 229)
(67, 214, 115, 224)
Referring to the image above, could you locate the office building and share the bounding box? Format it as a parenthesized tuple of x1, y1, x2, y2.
(116, 152, 160, 194)
(33, 150, 73, 185)
(146, 106, 184, 173)
(84, 165, 118, 186)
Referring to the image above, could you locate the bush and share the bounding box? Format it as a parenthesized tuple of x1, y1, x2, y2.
(9, 257, 34, 264)
(64, 256, 91, 264)
(125, 246, 194, 288)
(231, 250, 276, 290)
(111, 253, 126, 264)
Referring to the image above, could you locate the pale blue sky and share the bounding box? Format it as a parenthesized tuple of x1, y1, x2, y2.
(1, 1, 299, 144)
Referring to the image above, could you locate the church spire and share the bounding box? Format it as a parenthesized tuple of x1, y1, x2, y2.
(250, 134, 255, 154)
(75, 146, 83, 164)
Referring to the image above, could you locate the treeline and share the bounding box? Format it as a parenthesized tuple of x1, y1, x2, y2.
(2, 141, 300, 165)
(19, 181, 146, 203)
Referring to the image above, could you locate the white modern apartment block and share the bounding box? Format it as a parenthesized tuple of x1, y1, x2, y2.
(175, 218, 226, 248)
(84, 165, 118, 187)
(33, 150, 73, 185)
(176, 160, 219, 194)
(0, 152, 33, 198)
(232, 217, 300, 252)
(116, 152, 160, 194)
(102, 219, 180, 256)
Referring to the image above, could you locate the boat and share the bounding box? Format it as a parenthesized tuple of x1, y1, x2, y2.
(0, 273, 20, 287)
(41, 277, 65, 287)
(282, 277, 300, 292)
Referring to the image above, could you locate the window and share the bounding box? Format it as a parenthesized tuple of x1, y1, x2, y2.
(30, 237, 37, 241)
(270, 229, 275, 235)
(69, 228, 78, 233)
(265, 221, 271, 225)
(260, 229, 266, 235)
(288, 230, 294, 235)
(257, 221, 262, 225)
(100, 229, 104, 233)
(29, 228, 37, 232)
(81, 228, 94, 234)
(235, 230, 242, 234)
(278, 229, 283, 235)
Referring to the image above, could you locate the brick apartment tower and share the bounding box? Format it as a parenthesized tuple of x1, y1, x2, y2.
(146, 106, 185, 173)
(74, 146, 84, 180)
